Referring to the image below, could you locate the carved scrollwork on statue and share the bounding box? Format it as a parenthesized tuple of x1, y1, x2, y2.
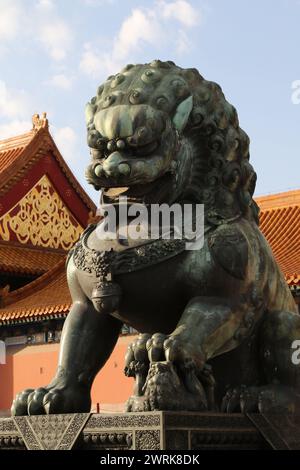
(71, 227, 186, 279)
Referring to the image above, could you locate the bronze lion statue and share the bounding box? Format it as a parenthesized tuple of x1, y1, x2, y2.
(12, 60, 300, 415)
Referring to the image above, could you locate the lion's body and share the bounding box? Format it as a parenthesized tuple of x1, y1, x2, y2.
(12, 61, 300, 416)
(77, 217, 296, 334)
(65, 211, 299, 411)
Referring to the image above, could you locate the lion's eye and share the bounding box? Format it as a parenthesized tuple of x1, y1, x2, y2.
(134, 140, 159, 156)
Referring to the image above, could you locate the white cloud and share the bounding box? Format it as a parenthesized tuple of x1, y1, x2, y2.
(160, 0, 199, 27)
(0, 44, 8, 58)
(0, 80, 30, 119)
(80, 8, 162, 78)
(115, 9, 162, 60)
(0, 119, 31, 140)
(0, 0, 73, 62)
(38, 19, 73, 61)
(0, 0, 21, 40)
(176, 29, 191, 55)
(36, 0, 55, 9)
(83, 0, 115, 5)
(47, 73, 73, 90)
(0, 80, 32, 140)
(52, 126, 78, 163)
(80, 44, 105, 78)
(80, 1, 201, 78)
(35, 1, 73, 61)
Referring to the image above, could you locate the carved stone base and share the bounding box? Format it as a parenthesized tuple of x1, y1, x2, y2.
(0, 412, 300, 450)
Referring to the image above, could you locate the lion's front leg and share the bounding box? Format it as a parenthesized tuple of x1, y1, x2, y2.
(11, 259, 123, 416)
(125, 296, 247, 412)
(11, 299, 123, 416)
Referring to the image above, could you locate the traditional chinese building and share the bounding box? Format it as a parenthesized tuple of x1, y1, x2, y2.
(255, 190, 300, 302)
(0, 113, 94, 290)
(0, 115, 135, 414)
(0, 118, 299, 413)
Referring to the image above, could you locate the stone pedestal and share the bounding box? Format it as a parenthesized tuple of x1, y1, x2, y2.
(0, 411, 298, 450)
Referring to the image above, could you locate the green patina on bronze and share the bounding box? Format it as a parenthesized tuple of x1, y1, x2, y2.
(11, 61, 300, 416)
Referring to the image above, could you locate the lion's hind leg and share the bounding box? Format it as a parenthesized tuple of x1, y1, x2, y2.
(222, 310, 300, 414)
(260, 310, 300, 388)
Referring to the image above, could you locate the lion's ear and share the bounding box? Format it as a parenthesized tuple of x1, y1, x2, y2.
(85, 102, 95, 126)
(172, 95, 193, 132)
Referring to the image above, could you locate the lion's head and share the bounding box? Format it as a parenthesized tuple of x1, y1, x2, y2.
(85, 60, 259, 223)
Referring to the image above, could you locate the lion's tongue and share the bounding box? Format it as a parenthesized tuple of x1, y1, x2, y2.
(103, 182, 156, 198)
(102, 174, 174, 204)
(104, 187, 129, 197)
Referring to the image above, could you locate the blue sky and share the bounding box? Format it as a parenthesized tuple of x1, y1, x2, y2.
(0, 0, 299, 202)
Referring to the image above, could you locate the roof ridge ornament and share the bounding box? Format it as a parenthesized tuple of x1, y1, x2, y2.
(32, 112, 49, 131)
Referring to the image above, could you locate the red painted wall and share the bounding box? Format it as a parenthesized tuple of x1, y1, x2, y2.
(0, 335, 136, 413)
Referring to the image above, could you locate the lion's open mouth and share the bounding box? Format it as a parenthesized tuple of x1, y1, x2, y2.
(102, 173, 173, 204)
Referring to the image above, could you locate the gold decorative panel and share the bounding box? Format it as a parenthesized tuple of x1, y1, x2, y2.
(0, 175, 83, 249)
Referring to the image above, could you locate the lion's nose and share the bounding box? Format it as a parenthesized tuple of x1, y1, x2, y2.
(101, 151, 131, 178)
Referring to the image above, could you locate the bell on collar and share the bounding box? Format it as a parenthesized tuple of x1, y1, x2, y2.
(91, 280, 122, 314)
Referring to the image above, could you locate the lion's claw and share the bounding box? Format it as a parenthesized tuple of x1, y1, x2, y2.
(221, 385, 300, 414)
(11, 384, 91, 416)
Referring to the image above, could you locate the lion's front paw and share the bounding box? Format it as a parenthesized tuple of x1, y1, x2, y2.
(11, 383, 91, 416)
(125, 331, 213, 412)
(126, 361, 208, 412)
